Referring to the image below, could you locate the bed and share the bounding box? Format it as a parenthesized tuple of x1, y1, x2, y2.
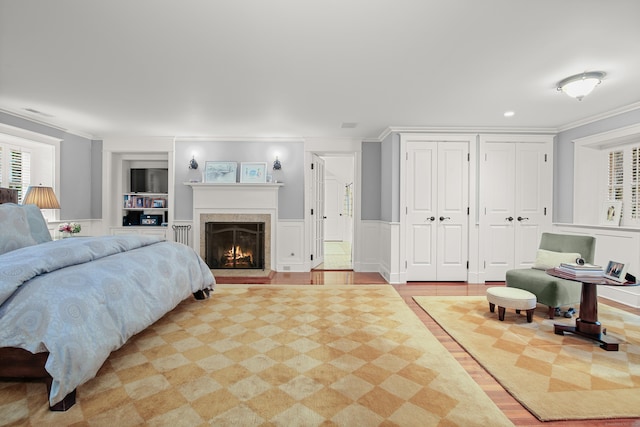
(0, 188, 215, 411)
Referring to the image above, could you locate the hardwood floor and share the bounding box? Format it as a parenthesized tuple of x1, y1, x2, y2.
(216, 271, 640, 427)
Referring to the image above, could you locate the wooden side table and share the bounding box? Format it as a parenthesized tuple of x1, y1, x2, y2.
(546, 269, 631, 351)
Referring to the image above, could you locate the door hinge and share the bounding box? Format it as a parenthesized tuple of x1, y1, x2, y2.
(406, 206, 408, 215)
(466, 261, 469, 269)
(311, 254, 314, 261)
(467, 153, 470, 161)
(311, 163, 314, 170)
(544, 154, 548, 162)
(544, 207, 547, 216)
(311, 208, 314, 215)
(405, 260, 407, 269)
(467, 207, 470, 215)
(406, 152, 408, 160)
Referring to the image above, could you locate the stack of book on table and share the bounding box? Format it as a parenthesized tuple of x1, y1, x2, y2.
(550, 262, 604, 281)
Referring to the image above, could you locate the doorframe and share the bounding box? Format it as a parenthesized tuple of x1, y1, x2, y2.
(399, 133, 478, 283)
(304, 139, 361, 272)
(318, 154, 356, 269)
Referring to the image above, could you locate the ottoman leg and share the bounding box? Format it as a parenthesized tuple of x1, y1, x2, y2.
(498, 306, 506, 321)
(489, 302, 495, 313)
(526, 308, 534, 323)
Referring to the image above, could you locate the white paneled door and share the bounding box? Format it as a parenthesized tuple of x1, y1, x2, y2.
(403, 138, 469, 281)
(480, 136, 553, 281)
(310, 154, 325, 269)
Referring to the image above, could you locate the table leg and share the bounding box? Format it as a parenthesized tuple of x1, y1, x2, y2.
(554, 282, 620, 351)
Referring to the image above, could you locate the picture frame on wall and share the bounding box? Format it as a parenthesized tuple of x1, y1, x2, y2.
(599, 200, 622, 226)
(240, 162, 267, 183)
(204, 161, 237, 183)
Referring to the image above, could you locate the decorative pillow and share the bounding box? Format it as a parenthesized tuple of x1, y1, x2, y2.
(22, 203, 53, 243)
(532, 249, 581, 270)
(0, 203, 38, 255)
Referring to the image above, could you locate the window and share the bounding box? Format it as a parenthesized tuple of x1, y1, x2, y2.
(606, 143, 640, 226)
(0, 144, 31, 203)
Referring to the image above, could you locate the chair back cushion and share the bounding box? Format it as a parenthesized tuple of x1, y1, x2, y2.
(539, 232, 596, 264)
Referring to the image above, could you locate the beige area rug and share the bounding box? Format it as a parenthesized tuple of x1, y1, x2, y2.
(0, 285, 513, 427)
(413, 296, 640, 422)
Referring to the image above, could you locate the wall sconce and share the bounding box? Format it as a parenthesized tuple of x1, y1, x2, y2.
(189, 155, 199, 170)
(557, 71, 605, 101)
(23, 185, 60, 209)
(273, 156, 282, 170)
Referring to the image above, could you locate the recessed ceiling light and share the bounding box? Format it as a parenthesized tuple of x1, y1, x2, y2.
(504, 111, 515, 118)
(341, 122, 358, 129)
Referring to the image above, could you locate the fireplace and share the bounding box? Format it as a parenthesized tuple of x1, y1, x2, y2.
(205, 222, 265, 269)
(187, 182, 281, 276)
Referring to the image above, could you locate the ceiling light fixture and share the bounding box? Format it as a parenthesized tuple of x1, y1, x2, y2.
(556, 71, 605, 101)
(504, 111, 515, 118)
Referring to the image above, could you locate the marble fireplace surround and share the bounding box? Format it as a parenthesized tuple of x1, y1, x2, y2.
(187, 182, 282, 276)
(200, 213, 271, 276)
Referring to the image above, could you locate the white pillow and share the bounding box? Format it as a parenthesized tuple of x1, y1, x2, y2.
(532, 249, 581, 270)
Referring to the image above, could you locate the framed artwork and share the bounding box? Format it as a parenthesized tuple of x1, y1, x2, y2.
(604, 260, 628, 282)
(240, 162, 267, 183)
(204, 161, 237, 183)
(152, 198, 166, 208)
(600, 201, 622, 226)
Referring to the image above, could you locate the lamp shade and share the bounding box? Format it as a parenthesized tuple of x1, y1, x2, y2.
(23, 185, 60, 209)
(557, 71, 605, 100)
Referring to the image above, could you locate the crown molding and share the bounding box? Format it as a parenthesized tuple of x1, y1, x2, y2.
(556, 101, 640, 133)
(0, 108, 97, 140)
(376, 125, 558, 141)
(174, 136, 305, 143)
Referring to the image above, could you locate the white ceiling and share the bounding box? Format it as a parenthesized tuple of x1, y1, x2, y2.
(1, 0, 639, 140)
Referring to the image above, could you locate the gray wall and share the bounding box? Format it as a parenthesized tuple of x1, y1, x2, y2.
(0, 111, 101, 220)
(174, 140, 305, 220)
(361, 141, 381, 220)
(380, 132, 400, 223)
(554, 108, 640, 223)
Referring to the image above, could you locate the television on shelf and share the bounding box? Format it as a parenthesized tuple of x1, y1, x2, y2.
(130, 168, 168, 193)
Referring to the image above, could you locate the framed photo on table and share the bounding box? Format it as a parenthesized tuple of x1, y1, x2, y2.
(204, 161, 237, 183)
(604, 260, 628, 282)
(240, 162, 267, 183)
(600, 201, 622, 226)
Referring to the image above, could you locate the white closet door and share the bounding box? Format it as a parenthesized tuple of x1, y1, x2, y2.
(514, 143, 550, 268)
(481, 137, 552, 281)
(437, 142, 469, 281)
(404, 139, 469, 281)
(405, 141, 438, 280)
(481, 143, 517, 280)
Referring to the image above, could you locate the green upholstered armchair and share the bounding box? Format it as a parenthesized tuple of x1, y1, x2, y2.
(505, 232, 596, 319)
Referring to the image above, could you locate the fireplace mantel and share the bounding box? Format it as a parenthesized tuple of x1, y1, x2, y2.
(185, 182, 283, 273)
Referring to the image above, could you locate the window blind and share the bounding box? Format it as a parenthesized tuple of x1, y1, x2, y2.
(608, 150, 623, 201)
(632, 147, 640, 219)
(1, 145, 31, 203)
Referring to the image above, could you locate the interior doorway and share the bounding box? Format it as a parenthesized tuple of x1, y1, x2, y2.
(315, 154, 354, 270)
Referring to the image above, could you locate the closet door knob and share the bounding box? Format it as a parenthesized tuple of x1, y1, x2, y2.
(517, 216, 529, 222)
(506, 216, 514, 222)
(425, 216, 435, 222)
(439, 216, 450, 221)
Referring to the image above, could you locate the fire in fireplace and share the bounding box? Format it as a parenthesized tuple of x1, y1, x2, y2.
(205, 222, 265, 269)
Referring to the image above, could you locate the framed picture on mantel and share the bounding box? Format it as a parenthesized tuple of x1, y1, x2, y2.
(240, 162, 267, 183)
(204, 161, 237, 183)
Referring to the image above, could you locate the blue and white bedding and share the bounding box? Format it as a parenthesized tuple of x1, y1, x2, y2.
(0, 235, 215, 406)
